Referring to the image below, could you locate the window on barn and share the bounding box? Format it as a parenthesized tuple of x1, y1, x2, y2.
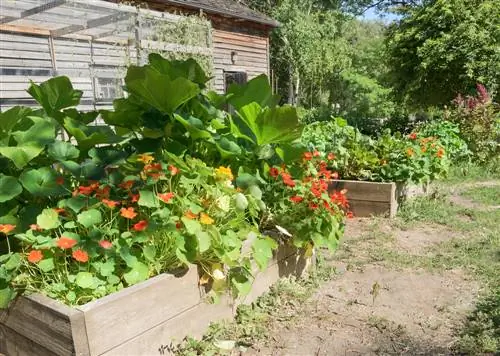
(96, 77, 124, 102)
(224, 71, 247, 92)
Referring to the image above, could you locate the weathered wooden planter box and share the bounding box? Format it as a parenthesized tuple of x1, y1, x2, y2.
(329, 180, 428, 218)
(0, 243, 311, 356)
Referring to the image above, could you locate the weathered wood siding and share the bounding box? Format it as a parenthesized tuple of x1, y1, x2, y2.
(212, 28, 270, 93)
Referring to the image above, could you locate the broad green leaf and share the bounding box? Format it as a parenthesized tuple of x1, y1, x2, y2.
(0, 106, 33, 134)
(143, 245, 156, 262)
(11, 116, 56, 145)
(0, 144, 44, 169)
(252, 237, 277, 270)
(149, 53, 210, 86)
(63, 117, 119, 152)
(235, 173, 259, 189)
(27, 76, 82, 117)
(248, 185, 262, 200)
(89, 147, 128, 165)
(173, 114, 212, 140)
(234, 193, 248, 211)
(227, 74, 277, 109)
(19, 168, 66, 197)
(0, 287, 14, 309)
(100, 98, 144, 128)
(275, 143, 307, 164)
(63, 108, 99, 125)
(119, 246, 138, 267)
(4, 253, 21, 270)
(77, 209, 102, 228)
(65, 196, 87, 213)
(197, 231, 211, 253)
(138, 190, 160, 208)
(76, 272, 96, 289)
(47, 141, 80, 161)
(36, 208, 60, 230)
(125, 66, 200, 114)
(0, 174, 22, 203)
(181, 217, 201, 235)
(215, 137, 242, 158)
(231, 274, 252, 296)
(236, 104, 303, 146)
(123, 262, 149, 285)
(38, 258, 55, 272)
(96, 260, 115, 277)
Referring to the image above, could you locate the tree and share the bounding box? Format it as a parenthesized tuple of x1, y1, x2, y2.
(386, 0, 500, 108)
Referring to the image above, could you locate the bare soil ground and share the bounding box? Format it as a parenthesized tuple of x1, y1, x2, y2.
(242, 182, 500, 356)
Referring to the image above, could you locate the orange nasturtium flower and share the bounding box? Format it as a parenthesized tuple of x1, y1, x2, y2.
(327, 152, 336, 160)
(200, 213, 214, 225)
(158, 192, 175, 203)
(119, 180, 135, 190)
(313, 150, 321, 157)
(184, 210, 198, 220)
(56, 176, 65, 185)
(269, 167, 279, 178)
(72, 249, 89, 263)
(27, 250, 43, 263)
(133, 220, 148, 232)
(99, 240, 113, 249)
(57, 237, 77, 249)
(102, 199, 120, 209)
(406, 148, 415, 157)
(120, 207, 137, 219)
(168, 165, 180, 176)
(408, 132, 417, 140)
(303, 152, 313, 161)
(0, 224, 16, 234)
(436, 148, 445, 158)
(290, 196, 303, 203)
(137, 153, 154, 164)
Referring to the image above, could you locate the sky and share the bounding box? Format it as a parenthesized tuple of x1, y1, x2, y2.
(360, 8, 400, 23)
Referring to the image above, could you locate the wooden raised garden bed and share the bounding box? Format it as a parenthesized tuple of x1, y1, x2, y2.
(329, 180, 428, 218)
(0, 242, 311, 356)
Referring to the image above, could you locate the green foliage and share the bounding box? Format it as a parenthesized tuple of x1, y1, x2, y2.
(0, 54, 344, 308)
(301, 117, 450, 183)
(386, 0, 500, 107)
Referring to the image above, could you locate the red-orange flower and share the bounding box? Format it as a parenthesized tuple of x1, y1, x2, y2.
(436, 148, 445, 158)
(30, 224, 42, 231)
(120, 207, 137, 219)
(346, 211, 354, 219)
(408, 132, 417, 140)
(53, 208, 66, 215)
(0, 224, 16, 234)
(72, 249, 89, 263)
(327, 152, 336, 160)
(176, 221, 182, 229)
(99, 240, 113, 249)
(96, 186, 111, 199)
(269, 167, 279, 178)
(406, 148, 415, 157)
(57, 237, 77, 249)
(184, 210, 198, 220)
(303, 152, 313, 161)
(158, 192, 175, 203)
(119, 180, 135, 190)
(168, 165, 179, 176)
(332, 172, 339, 179)
(78, 185, 94, 196)
(102, 199, 120, 209)
(56, 176, 64, 185)
(309, 202, 319, 210)
(313, 150, 321, 157)
(290, 196, 303, 203)
(281, 172, 295, 187)
(130, 193, 140, 203)
(27, 250, 43, 263)
(133, 220, 148, 231)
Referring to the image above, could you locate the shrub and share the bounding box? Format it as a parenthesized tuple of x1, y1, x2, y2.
(446, 84, 500, 163)
(415, 120, 470, 161)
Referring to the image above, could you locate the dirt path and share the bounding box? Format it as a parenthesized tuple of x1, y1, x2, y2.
(242, 181, 500, 356)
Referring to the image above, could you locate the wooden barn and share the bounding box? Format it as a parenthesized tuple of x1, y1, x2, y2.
(0, 0, 278, 110)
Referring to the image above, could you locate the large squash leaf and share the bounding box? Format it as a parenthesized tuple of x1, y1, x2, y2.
(0, 144, 44, 169)
(227, 74, 278, 109)
(235, 103, 303, 146)
(0, 174, 22, 203)
(0, 106, 33, 134)
(27, 76, 82, 118)
(63, 117, 119, 152)
(19, 167, 66, 197)
(125, 66, 200, 114)
(149, 53, 210, 87)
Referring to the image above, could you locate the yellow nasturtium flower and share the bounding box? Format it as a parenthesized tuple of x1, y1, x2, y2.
(137, 153, 154, 164)
(215, 166, 234, 181)
(200, 212, 214, 225)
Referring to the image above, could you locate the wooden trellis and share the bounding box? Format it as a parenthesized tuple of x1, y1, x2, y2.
(0, 0, 212, 110)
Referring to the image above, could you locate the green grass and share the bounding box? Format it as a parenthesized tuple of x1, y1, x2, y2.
(446, 162, 500, 184)
(462, 186, 500, 206)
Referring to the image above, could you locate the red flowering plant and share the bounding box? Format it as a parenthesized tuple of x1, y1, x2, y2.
(260, 151, 351, 254)
(1, 154, 275, 306)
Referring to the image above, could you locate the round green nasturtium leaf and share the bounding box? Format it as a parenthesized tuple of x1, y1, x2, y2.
(142, 245, 157, 262)
(38, 258, 55, 273)
(235, 173, 259, 189)
(47, 141, 80, 161)
(0, 174, 23, 203)
(37, 208, 60, 230)
(77, 209, 102, 228)
(123, 262, 149, 285)
(4, 253, 21, 270)
(76, 272, 96, 289)
(248, 185, 262, 200)
(19, 167, 66, 196)
(0, 287, 15, 309)
(234, 193, 248, 211)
